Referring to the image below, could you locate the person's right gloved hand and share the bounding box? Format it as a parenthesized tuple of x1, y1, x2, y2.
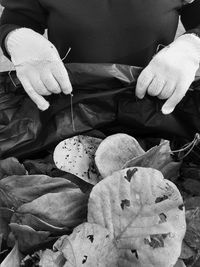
(6, 28, 72, 111)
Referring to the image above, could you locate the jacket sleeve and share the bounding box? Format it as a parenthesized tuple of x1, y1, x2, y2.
(180, 0, 200, 37)
(0, 0, 47, 58)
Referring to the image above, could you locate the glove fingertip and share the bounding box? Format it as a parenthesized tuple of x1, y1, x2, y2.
(63, 84, 73, 95)
(161, 106, 174, 115)
(38, 101, 50, 111)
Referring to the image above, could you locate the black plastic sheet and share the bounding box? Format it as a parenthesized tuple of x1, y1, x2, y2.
(0, 63, 200, 159)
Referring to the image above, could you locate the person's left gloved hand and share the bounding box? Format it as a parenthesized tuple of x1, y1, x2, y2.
(136, 34, 200, 114)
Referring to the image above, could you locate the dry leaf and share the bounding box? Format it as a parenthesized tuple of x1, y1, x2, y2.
(57, 223, 118, 267)
(11, 212, 66, 233)
(0, 207, 14, 240)
(39, 249, 65, 267)
(88, 167, 186, 267)
(0, 175, 78, 209)
(95, 133, 145, 178)
(17, 190, 88, 228)
(0, 242, 21, 267)
(54, 136, 102, 185)
(180, 241, 196, 260)
(9, 223, 51, 252)
(174, 260, 186, 267)
(0, 158, 26, 180)
(23, 156, 56, 176)
(184, 208, 200, 250)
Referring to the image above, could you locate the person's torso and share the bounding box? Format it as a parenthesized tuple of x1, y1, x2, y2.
(40, 0, 184, 66)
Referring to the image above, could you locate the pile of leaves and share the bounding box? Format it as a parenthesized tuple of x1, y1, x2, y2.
(0, 134, 200, 267)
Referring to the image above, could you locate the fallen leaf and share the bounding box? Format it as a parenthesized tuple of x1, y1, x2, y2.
(11, 212, 66, 233)
(9, 223, 51, 252)
(95, 133, 145, 178)
(161, 162, 181, 182)
(17, 189, 88, 228)
(0, 208, 14, 240)
(180, 240, 196, 260)
(123, 141, 180, 180)
(180, 165, 200, 182)
(39, 249, 66, 267)
(0, 242, 21, 267)
(174, 259, 186, 267)
(54, 135, 102, 185)
(58, 223, 118, 267)
(183, 180, 200, 197)
(184, 208, 200, 250)
(185, 197, 200, 210)
(0, 175, 78, 209)
(88, 167, 186, 267)
(20, 252, 41, 267)
(23, 156, 56, 176)
(0, 158, 26, 180)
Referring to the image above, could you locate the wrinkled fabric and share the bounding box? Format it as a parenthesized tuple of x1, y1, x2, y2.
(0, 63, 200, 159)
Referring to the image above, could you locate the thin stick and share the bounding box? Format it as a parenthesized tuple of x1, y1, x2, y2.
(171, 133, 200, 159)
(70, 93, 76, 132)
(61, 47, 72, 61)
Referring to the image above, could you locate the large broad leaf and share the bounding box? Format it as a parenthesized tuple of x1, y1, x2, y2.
(9, 223, 51, 252)
(17, 189, 88, 228)
(53, 136, 102, 185)
(123, 141, 181, 181)
(183, 179, 200, 197)
(0, 242, 21, 267)
(95, 133, 145, 178)
(174, 260, 186, 267)
(11, 212, 66, 233)
(0, 175, 78, 209)
(88, 167, 186, 267)
(0, 158, 26, 180)
(53, 223, 118, 267)
(184, 198, 200, 251)
(0, 208, 14, 240)
(23, 155, 56, 176)
(39, 249, 65, 267)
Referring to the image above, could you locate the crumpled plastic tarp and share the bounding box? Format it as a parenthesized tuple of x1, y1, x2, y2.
(0, 63, 200, 160)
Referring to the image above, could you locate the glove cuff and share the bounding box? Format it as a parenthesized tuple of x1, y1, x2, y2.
(6, 28, 60, 66)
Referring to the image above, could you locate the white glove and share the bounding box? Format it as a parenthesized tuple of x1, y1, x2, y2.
(6, 28, 72, 111)
(136, 34, 200, 114)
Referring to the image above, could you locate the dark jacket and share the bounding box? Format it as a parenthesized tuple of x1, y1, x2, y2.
(0, 0, 200, 66)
